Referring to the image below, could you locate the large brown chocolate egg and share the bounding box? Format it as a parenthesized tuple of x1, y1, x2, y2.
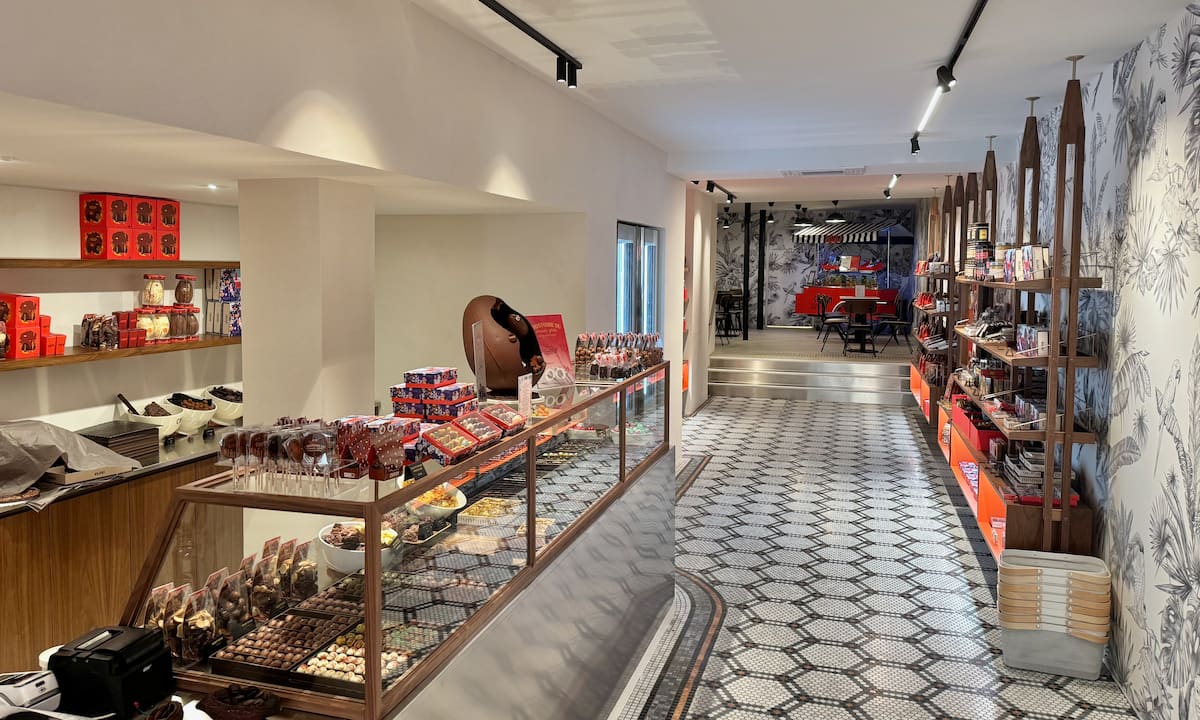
(461, 295, 545, 394)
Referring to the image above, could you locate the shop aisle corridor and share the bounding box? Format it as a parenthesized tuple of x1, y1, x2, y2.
(613, 397, 1132, 720)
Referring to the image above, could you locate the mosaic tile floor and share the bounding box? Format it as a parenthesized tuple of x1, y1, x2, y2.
(615, 397, 1133, 720)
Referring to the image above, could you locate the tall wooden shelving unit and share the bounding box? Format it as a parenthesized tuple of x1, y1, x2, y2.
(909, 178, 959, 422)
(920, 63, 1100, 557)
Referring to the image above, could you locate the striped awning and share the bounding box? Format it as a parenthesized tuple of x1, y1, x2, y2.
(793, 220, 906, 243)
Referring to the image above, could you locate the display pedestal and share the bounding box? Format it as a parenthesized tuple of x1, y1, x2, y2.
(238, 178, 376, 424)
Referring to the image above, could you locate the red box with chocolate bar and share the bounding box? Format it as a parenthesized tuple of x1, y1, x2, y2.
(79, 194, 132, 228)
(156, 229, 181, 261)
(0, 294, 40, 330)
(132, 198, 157, 230)
(38, 315, 51, 332)
(156, 199, 181, 232)
(39, 332, 53, 356)
(80, 227, 134, 260)
(133, 230, 157, 261)
(6, 327, 39, 360)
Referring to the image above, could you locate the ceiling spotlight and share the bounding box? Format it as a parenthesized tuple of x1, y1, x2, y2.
(721, 214, 731, 229)
(937, 65, 957, 92)
(566, 63, 578, 88)
(557, 56, 567, 83)
(206, 183, 219, 190)
(888, 173, 901, 189)
(827, 200, 847, 224)
(884, 188, 892, 199)
(706, 180, 716, 192)
(726, 193, 734, 204)
(794, 205, 814, 227)
(911, 135, 921, 156)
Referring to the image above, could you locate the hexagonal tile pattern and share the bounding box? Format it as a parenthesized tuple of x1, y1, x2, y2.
(609, 397, 1133, 720)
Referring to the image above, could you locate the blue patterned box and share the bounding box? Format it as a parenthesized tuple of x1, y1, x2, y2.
(206, 268, 241, 301)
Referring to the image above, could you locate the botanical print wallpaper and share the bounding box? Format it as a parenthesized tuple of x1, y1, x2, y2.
(991, 5, 1200, 717)
(715, 206, 917, 326)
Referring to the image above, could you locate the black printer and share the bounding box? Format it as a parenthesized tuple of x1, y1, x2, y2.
(49, 626, 173, 719)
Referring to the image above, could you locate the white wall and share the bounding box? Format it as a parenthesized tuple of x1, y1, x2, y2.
(374, 213, 587, 409)
(0, 184, 242, 430)
(683, 185, 717, 414)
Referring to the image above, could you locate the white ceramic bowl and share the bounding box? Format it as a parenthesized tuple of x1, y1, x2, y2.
(318, 522, 395, 574)
(405, 487, 467, 521)
(204, 389, 244, 422)
(121, 408, 182, 439)
(162, 398, 217, 434)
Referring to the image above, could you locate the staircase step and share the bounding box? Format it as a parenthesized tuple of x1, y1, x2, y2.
(707, 368, 909, 392)
(708, 356, 909, 377)
(707, 382, 915, 405)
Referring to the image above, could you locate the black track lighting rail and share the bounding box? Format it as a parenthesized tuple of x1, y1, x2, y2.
(692, 179, 736, 203)
(947, 0, 989, 71)
(477, 0, 583, 70)
(907, 0, 988, 152)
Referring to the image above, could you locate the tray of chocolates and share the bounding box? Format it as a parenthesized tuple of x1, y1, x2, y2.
(452, 411, 502, 448)
(419, 424, 477, 465)
(294, 623, 410, 696)
(294, 573, 365, 617)
(481, 404, 526, 435)
(209, 613, 358, 690)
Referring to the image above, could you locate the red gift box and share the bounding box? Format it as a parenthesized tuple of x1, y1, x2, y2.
(132, 198, 156, 230)
(156, 199, 180, 232)
(0, 294, 40, 329)
(156, 229, 180, 261)
(133, 328, 148, 347)
(53, 333, 66, 355)
(6, 327, 39, 360)
(80, 227, 134, 260)
(952, 398, 1005, 453)
(79, 194, 132, 228)
(38, 315, 51, 332)
(133, 230, 157, 261)
(39, 332, 53, 357)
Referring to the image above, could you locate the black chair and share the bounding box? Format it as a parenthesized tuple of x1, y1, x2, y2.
(875, 301, 912, 351)
(817, 294, 848, 351)
(715, 291, 740, 342)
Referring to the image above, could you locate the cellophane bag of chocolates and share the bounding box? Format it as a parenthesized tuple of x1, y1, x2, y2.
(250, 555, 281, 623)
(180, 589, 217, 665)
(261, 536, 280, 560)
(162, 583, 191, 660)
(291, 541, 319, 600)
(275, 539, 297, 598)
(216, 570, 253, 642)
(142, 583, 172, 632)
(204, 567, 227, 606)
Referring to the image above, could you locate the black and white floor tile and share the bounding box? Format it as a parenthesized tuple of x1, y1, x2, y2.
(614, 397, 1133, 720)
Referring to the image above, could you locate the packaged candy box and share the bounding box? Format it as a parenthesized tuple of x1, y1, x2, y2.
(389, 384, 424, 403)
(426, 397, 479, 422)
(452, 412, 502, 447)
(423, 382, 475, 404)
(420, 424, 477, 465)
(392, 400, 425, 419)
(481, 404, 526, 435)
(367, 418, 411, 476)
(404, 367, 458, 388)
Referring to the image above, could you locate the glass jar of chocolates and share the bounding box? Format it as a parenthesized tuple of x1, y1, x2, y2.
(136, 308, 156, 338)
(151, 309, 171, 343)
(168, 307, 186, 342)
(181, 306, 200, 341)
(174, 274, 195, 305)
(142, 274, 166, 307)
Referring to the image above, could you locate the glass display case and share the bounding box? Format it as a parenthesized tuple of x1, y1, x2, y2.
(121, 364, 670, 719)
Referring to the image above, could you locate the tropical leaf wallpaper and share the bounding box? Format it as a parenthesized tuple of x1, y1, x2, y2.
(715, 206, 917, 326)
(992, 5, 1200, 716)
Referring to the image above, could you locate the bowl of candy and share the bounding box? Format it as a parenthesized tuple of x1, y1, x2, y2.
(318, 521, 398, 574)
(204, 385, 244, 423)
(122, 400, 183, 439)
(163, 393, 217, 434)
(405, 482, 467, 521)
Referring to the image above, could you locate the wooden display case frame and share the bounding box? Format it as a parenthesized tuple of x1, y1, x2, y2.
(121, 364, 671, 720)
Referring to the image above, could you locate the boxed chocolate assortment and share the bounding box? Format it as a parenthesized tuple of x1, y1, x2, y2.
(425, 397, 478, 422)
(79, 194, 182, 261)
(418, 423, 477, 465)
(1, 292, 63, 360)
(480, 404, 526, 436)
(403, 367, 457, 388)
(452, 411, 502, 448)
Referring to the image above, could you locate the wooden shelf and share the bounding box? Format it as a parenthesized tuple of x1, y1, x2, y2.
(0, 258, 239, 269)
(953, 328, 1101, 368)
(954, 275, 1102, 291)
(914, 272, 955, 280)
(0, 335, 240, 372)
(951, 381, 1097, 444)
(912, 302, 949, 317)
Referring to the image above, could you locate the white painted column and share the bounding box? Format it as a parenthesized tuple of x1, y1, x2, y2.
(238, 178, 375, 424)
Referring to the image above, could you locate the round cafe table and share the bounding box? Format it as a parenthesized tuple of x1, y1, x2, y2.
(833, 297, 887, 355)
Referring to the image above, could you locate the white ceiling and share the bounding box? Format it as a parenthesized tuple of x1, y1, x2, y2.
(0, 92, 541, 215)
(416, 0, 1185, 196)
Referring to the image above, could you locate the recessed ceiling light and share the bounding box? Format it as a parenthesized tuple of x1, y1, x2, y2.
(206, 183, 219, 190)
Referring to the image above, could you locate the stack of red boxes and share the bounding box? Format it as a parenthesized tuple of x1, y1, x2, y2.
(79, 194, 181, 261)
(110, 310, 149, 349)
(0, 294, 66, 360)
